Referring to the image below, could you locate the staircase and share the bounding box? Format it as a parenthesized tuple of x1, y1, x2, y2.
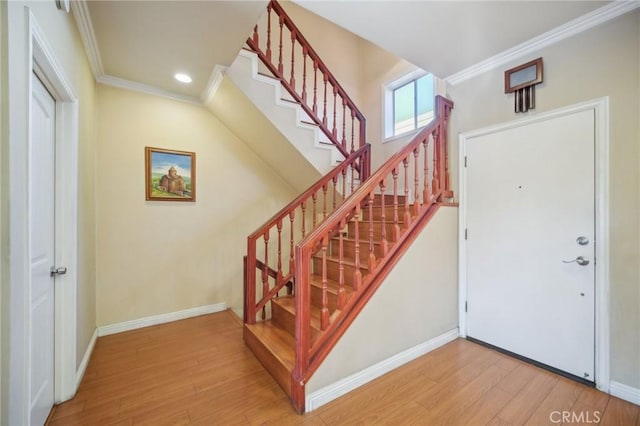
(241, 1, 454, 413)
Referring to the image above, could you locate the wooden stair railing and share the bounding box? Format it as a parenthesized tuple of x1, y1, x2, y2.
(245, 144, 370, 326)
(245, 0, 366, 160)
(290, 96, 454, 412)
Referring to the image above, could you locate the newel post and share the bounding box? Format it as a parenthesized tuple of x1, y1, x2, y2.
(245, 238, 257, 325)
(436, 96, 454, 199)
(293, 244, 310, 397)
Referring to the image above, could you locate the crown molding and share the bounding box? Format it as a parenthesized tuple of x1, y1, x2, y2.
(446, 1, 640, 85)
(97, 75, 203, 106)
(201, 64, 228, 104)
(70, 0, 104, 79)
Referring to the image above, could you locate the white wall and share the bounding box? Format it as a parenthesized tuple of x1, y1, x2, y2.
(0, 1, 7, 421)
(307, 207, 458, 393)
(448, 11, 640, 390)
(95, 85, 299, 326)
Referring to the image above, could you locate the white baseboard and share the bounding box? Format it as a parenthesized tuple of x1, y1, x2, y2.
(609, 381, 640, 405)
(76, 328, 98, 389)
(305, 328, 460, 412)
(97, 302, 228, 337)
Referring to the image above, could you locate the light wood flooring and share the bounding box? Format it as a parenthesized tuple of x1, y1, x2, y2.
(49, 310, 640, 425)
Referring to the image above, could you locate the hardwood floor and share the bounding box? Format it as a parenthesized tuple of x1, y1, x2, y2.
(49, 310, 639, 425)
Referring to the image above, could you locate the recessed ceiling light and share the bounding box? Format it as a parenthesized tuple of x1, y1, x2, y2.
(174, 73, 192, 84)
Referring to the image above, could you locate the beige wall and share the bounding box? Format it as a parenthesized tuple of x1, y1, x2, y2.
(448, 11, 640, 389)
(307, 206, 459, 394)
(95, 85, 298, 326)
(280, 1, 363, 108)
(358, 43, 420, 169)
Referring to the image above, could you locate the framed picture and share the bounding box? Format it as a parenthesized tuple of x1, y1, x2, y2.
(145, 147, 196, 202)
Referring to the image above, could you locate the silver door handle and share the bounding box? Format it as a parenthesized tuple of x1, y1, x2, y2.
(562, 256, 589, 266)
(50, 266, 67, 276)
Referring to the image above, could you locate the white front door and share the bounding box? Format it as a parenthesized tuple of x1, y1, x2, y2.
(30, 73, 56, 425)
(465, 109, 595, 381)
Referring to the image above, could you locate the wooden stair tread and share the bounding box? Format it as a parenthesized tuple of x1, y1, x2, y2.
(309, 275, 353, 295)
(312, 254, 370, 270)
(272, 296, 322, 330)
(245, 321, 295, 371)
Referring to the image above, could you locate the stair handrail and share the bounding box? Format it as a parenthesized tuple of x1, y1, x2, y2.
(291, 96, 454, 408)
(246, 0, 366, 160)
(245, 144, 371, 324)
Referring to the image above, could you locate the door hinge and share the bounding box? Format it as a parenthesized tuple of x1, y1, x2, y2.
(464, 156, 467, 167)
(464, 228, 468, 240)
(465, 301, 468, 312)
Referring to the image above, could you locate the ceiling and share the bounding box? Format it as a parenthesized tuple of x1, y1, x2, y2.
(77, 0, 619, 103)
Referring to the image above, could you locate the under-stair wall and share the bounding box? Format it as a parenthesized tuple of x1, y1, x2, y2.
(305, 206, 459, 410)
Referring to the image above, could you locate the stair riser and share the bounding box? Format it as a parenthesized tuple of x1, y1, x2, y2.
(365, 205, 409, 221)
(330, 239, 381, 264)
(271, 301, 296, 338)
(346, 221, 399, 240)
(244, 327, 291, 397)
(312, 257, 367, 283)
(310, 284, 339, 312)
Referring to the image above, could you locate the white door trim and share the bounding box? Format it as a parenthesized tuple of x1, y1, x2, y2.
(8, 9, 79, 424)
(458, 98, 610, 393)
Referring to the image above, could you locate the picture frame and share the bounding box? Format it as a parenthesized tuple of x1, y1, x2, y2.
(145, 147, 196, 202)
(504, 57, 543, 93)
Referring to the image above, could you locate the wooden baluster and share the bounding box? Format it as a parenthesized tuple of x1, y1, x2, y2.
(337, 218, 346, 309)
(379, 181, 389, 256)
(312, 60, 318, 115)
(353, 204, 362, 291)
(392, 168, 401, 241)
(265, 5, 272, 61)
(423, 137, 431, 205)
(302, 46, 308, 103)
(290, 29, 296, 88)
(312, 192, 317, 228)
(350, 110, 356, 154)
(301, 200, 307, 238)
(368, 191, 376, 271)
(252, 25, 259, 47)
(350, 164, 355, 194)
(332, 176, 338, 210)
(320, 235, 329, 330)
(322, 184, 328, 219)
(403, 158, 411, 226)
(289, 210, 295, 295)
(277, 220, 283, 285)
(413, 147, 420, 216)
(277, 15, 284, 75)
(322, 72, 328, 127)
(341, 168, 347, 200)
(432, 127, 440, 196)
(262, 232, 269, 320)
(341, 99, 347, 152)
(332, 86, 338, 138)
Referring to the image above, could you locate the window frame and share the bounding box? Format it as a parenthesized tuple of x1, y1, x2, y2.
(383, 69, 435, 142)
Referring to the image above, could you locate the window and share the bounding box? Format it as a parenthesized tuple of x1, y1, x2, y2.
(384, 72, 435, 140)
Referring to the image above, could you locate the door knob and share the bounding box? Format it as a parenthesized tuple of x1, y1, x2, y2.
(50, 266, 67, 276)
(562, 256, 589, 266)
